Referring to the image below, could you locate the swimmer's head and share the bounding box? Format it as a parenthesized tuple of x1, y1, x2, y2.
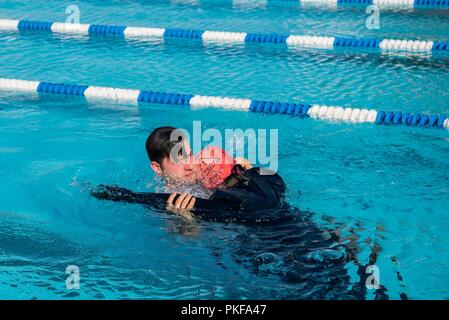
(146, 126, 198, 185)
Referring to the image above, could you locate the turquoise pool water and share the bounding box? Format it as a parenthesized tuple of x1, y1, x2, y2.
(1, 0, 449, 299)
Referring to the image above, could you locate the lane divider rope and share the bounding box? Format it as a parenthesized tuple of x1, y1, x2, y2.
(0, 78, 447, 130)
(172, 0, 449, 11)
(277, 0, 449, 10)
(0, 19, 448, 58)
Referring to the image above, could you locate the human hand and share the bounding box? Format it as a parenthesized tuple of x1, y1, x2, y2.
(234, 157, 252, 169)
(166, 192, 196, 222)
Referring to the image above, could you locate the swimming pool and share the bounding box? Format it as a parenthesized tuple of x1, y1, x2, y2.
(1, 0, 449, 300)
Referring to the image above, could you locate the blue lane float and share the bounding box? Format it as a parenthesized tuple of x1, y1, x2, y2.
(1, 78, 447, 130)
(0, 19, 448, 58)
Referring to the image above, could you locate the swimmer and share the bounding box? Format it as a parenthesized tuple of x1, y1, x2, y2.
(145, 126, 251, 219)
(91, 127, 407, 299)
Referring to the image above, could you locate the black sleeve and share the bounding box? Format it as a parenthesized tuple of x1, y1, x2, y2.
(91, 168, 288, 223)
(91, 185, 238, 211)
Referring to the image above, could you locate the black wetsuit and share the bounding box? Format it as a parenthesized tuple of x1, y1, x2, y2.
(91, 165, 393, 299)
(92, 166, 290, 223)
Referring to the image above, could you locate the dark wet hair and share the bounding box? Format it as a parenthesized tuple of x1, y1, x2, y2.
(145, 126, 184, 165)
